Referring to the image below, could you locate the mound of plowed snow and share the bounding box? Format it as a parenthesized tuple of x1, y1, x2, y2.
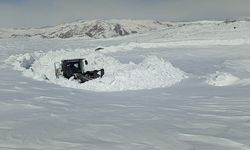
(6, 49, 187, 92)
(206, 71, 240, 86)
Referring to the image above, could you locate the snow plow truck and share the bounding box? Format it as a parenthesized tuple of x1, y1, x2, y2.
(54, 58, 104, 83)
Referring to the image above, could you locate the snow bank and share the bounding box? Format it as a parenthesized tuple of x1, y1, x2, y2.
(6, 52, 42, 71)
(6, 49, 187, 92)
(206, 71, 240, 86)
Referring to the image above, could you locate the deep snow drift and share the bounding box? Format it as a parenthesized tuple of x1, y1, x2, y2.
(206, 71, 241, 86)
(6, 49, 187, 91)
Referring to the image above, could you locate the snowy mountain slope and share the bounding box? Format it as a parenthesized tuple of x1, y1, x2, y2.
(1, 18, 250, 150)
(4, 19, 250, 91)
(1, 19, 250, 40)
(126, 19, 250, 43)
(0, 20, 174, 39)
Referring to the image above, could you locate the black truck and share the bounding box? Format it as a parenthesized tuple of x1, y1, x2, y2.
(54, 58, 104, 83)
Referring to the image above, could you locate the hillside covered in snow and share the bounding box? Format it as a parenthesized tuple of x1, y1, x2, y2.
(1, 19, 250, 40)
(0, 19, 173, 39)
(1, 18, 250, 150)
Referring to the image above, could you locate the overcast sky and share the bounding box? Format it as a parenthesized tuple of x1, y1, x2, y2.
(0, 0, 250, 27)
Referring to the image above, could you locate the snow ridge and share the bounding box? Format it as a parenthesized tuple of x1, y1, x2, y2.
(5, 49, 187, 92)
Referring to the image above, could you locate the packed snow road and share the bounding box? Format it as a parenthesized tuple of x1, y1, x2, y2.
(1, 27, 250, 149)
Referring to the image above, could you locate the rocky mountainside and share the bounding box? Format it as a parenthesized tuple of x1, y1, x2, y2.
(0, 20, 174, 39)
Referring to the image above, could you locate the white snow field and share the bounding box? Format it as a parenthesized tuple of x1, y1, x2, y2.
(1, 20, 250, 150)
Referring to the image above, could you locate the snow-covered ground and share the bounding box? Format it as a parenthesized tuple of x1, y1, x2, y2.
(1, 20, 250, 150)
